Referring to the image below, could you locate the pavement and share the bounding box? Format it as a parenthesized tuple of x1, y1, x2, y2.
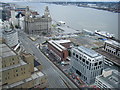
(18, 30, 78, 88)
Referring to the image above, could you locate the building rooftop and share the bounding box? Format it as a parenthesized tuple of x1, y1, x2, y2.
(3, 71, 45, 88)
(96, 69, 120, 88)
(34, 67, 38, 72)
(48, 40, 67, 52)
(0, 44, 16, 58)
(77, 46, 101, 58)
(55, 40, 71, 44)
(3, 29, 17, 35)
(105, 40, 120, 48)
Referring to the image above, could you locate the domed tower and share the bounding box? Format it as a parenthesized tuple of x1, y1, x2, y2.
(3, 23, 18, 47)
(44, 6, 50, 18)
(24, 6, 31, 34)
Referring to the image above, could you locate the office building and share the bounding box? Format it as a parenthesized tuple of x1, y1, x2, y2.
(0, 43, 48, 89)
(48, 40, 71, 61)
(95, 68, 120, 89)
(71, 46, 104, 84)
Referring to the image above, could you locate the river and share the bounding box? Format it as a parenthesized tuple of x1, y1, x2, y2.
(13, 2, 118, 38)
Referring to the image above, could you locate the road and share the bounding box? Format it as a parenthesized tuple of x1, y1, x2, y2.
(18, 30, 78, 88)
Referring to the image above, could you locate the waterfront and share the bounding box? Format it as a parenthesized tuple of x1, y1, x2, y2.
(13, 2, 118, 38)
(1, 1, 120, 89)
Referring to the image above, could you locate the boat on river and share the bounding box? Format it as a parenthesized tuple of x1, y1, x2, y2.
(95, 30, 115, 38)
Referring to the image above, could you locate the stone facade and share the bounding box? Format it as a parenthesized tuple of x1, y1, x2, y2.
(0, 43, 48, 89)
(24, 6, 52, 35)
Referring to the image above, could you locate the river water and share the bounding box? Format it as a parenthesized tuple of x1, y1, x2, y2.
(13, 2, 118, 38)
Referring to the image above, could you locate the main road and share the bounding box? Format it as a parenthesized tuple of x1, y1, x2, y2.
(18, 30, 78, 88)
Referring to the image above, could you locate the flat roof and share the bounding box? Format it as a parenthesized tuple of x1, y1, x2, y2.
(77, 46, 101, 58)
(97, 69, 120, 88)
(55, 40, 71, 44)
(105, 40, 120, 48)
(0, 44, 16, 58)
(48, 40, 66, 52)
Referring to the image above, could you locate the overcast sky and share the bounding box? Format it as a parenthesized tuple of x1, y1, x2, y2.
(0, 0, 119, 3)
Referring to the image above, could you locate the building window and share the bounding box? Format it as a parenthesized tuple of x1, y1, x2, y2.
(99, 61, 102, 65)
(76, 54, 78, 58)
(82, 58, 85, 62)
(86, 61, 89, 65)
(94, 63, 97, 66)
(16, 70, 18, 72)
(79, 57, 81, 60)
(73, 53, 75, 56)
(88, 59, 91, 61)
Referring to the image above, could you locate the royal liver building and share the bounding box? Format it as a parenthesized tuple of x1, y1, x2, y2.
(24, 6, 52, 35)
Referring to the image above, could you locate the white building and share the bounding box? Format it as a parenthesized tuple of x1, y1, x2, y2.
(9, 7, 18, 27)
(0, 19, 3, 29)
(95, 68, 120, 89)
(103, 40, 120, 58)
(3, 24, 18, 48)
(71, 46, 104, 84)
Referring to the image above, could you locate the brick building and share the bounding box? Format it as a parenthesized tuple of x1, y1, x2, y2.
(48, 40, 71, 61)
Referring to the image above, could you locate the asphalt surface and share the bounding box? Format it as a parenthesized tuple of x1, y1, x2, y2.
(18, 30, 78, 88)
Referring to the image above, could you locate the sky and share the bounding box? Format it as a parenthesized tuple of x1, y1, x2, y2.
(0, 0, 119, 3)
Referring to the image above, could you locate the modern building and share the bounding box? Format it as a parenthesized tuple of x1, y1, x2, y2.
(24, 6, 52, 35)
(71, 46, 104, 84)
(2, 28, 18, 48)
(0, 43, 48, 89)
(3, 24, 18, 48)
(95, 68, 120, 89)
(48, 40, 71, 61)
(103, 40, 120, 58)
